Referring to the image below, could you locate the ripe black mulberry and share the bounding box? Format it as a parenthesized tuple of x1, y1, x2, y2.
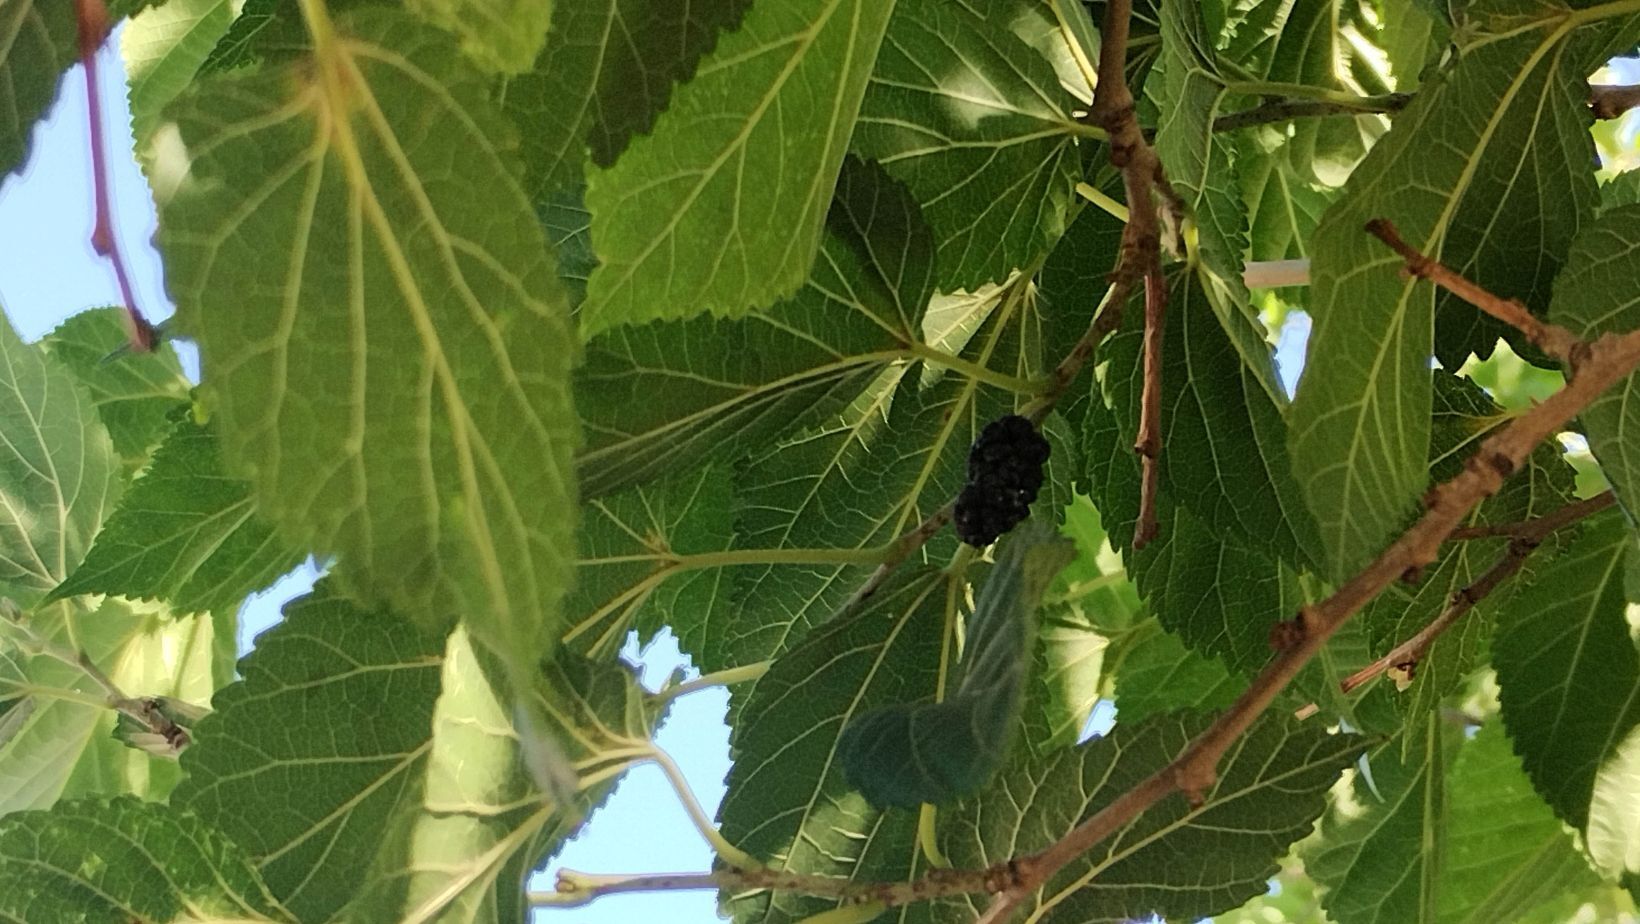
(953, 414, 1050, 547)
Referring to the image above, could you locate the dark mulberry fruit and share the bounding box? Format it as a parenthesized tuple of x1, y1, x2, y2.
(954, 415, 1050, 547)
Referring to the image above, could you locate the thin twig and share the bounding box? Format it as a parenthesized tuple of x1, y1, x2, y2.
(74, 0, 157, 353)
(1448, 490, 1615, 540)
(1365, 219, 1583, 363)
(1212, 92, 1413, 133)
(976, 233, 1640, 924)
(1133, 265, 1166, 548)
(841, 502, 954, 608)
(1022, 280, 1124, 425)
(532, 865, 999, 909)
(1590, 83, 1640, 120)
(2, 612, 191, 753)
(1341, 491, 1616, 694)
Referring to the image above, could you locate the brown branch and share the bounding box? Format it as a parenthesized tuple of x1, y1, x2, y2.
(1448, 490, 1615, 540)
(975, 230, 1640, 923)
(1213, 92, 1413, 133)
(1084, 0, 1171, 551)
(1340, 490, 1616, 694)
(1364, 219, 1583, 363)
(75, 0, 158, 353)
(1590, 83, 1640, 120)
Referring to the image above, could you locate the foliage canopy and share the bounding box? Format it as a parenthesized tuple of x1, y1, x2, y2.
(3, 0, 1640, 921)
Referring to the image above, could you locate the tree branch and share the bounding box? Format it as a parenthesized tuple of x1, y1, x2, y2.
(1590, 83, 1640, 120)
(1213, 92, 1412, 133)
(974, 226, 1640, 924)
(1341, 490, 1618, 694)
(1085, 0, 1171, 550)
(1448, 490, 1615, 540)
(1365, 219, 1584, 363)
(75, 0, 158, 353)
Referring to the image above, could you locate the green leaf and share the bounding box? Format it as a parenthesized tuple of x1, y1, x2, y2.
(504, 0, 753, 195)
(121, 0, 240, 145)
(1357, 375, 1575, 721)
(718, 566, 946, 924)
(851, 0, 1084, 288)
(404, 0, 549, 73)
(922, 712, 1362, 923)
(578, 0, 896, 334)
(1551, 203, 1640, 528)
(156, 10, 579, 666)
(838, 522, 1073, 808)
(1289, 2, 1639, 579)
(1304, 716, 1455, 924)
(1111, 622, 1240, 723)
(40, 308, 192, 467)
(564, 464, 734, 659)
(0, 315, 121, 609)
(172, 586, 448, 920)
(1438, 721, 1602, 924)
(0, 598, 224, 814)
(0, 0, 75, 179)
(48, 418, 306, 616)
(341, 630, 652, 924)
(575, 157, 931, 500)
(0, 796, 290, 922)
(1494, 510, 1640, 878)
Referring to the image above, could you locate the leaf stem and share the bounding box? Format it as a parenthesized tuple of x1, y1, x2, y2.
(648, 745, 760, 870)
(653, 662, 770, 707)
(1223, 80, 1404, 109)
(906, 342, 1047, 393)
(1074, 182, 1129, 223)
(917, 804, 952, 869)
(1212, 92, 1412, 133)
(674, 546, 894, 570)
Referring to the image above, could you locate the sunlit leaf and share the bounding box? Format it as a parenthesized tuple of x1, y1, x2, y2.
(852, 0, 1085, 288)
(404, 0, 549, 73)
(0, 315, 121, 609)
(156, 9, 579, 668)
(579, 0, 895, 334)
(40, 308, 191, 468)
(122, 0, 240, 145)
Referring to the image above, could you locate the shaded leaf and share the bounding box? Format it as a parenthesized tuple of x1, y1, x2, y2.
(1304, 715, 1455, 924)
(49, 418, 306, 615)
(1438, 720, 1602, 924)
(1551, 203, 1640, 530)
(40, 308, 191, 467)
(579, 0, 895, 334)
(505, 0, 753, 194)
(717, 567, 946, 924)
(852, 0, 1085, 288)
(1110, 621, 1240, 723)
(1289, 2, 1639, 579)
(922, 712, 1362, 923)
(0, 796, 290, 922)
(171, 586, 446, 922)
(839, 523, 1073, 807)
(575, 157, 931, 500)
(1494, 510, 1640, 878)
(564, 464, 734, 659)
(0, 316, 121, 609)
(0, 0, 75, 179)
(156, 10, 579, 668)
